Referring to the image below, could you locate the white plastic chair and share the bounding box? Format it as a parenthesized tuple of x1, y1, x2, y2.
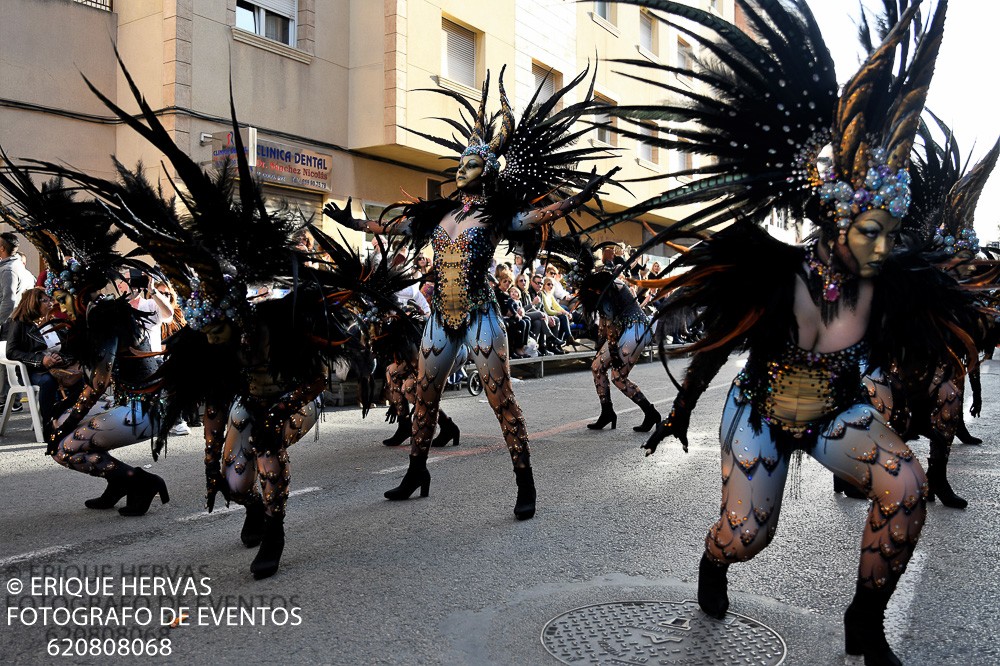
(0, 341, 45, 442)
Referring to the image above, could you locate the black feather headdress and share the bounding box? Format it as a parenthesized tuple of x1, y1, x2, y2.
(588, 0, 946, 247)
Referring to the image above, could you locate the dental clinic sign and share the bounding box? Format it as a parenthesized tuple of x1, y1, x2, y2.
(211, 128, 332, 192)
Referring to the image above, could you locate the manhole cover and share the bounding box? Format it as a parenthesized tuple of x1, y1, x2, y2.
(541, 599, 786, 665)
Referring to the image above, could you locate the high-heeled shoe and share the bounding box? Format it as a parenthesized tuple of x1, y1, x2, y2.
(844, 583, 902, 666)
(587, 401, 617, 430)
(698, 553, 730, 619)
(432, 413, 460, 447)
(118, 469, 170, 517)
(956, 420, 982, 445)
(384, 455, 430, 500)
(240, 499, 267, 548)
(513, 464, 536, 520)
(926, 454, 967, 509)
(382, 414, 412, 446)
(633, 397, 661, 432)
(250, 514, 285, 580)
(84, 474, 129, 510)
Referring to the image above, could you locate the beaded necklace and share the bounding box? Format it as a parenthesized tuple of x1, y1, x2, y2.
(805, 242, 850, 302)
(460, 193, 488, 214)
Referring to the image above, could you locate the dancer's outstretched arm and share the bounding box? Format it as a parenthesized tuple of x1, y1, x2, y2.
(644, 345, 733, 455)
(324, 197, 411, 235)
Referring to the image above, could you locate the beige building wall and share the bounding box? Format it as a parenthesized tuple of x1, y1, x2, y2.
(1, 0, 733, 273)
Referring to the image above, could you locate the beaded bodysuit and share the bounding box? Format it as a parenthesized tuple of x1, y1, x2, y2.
(592, 279, 653, 407)
(431, 225, 497, 333)
(735, 340, 870, 443)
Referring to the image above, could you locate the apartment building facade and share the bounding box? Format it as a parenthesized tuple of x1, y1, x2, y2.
(1, 0, 736, 272)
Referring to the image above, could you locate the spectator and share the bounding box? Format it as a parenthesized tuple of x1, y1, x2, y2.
(539, 276, 574, 348)
(415, 254, 434, 305)
(3, 288, 78, 423)
(528, 273, 544, 300)
(154, 280, 200, 433)
(513, 273, 561, 355)
(116, 270, 172, 353)
(393, 248, 430, 316)
(496, 269, 530, 358)
(1, 232, 36, 412)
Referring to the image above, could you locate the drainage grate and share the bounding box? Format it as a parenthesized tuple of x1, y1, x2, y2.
(541, 599, 786, 665)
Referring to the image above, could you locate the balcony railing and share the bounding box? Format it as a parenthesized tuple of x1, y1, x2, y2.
(74, 0, 111, 10)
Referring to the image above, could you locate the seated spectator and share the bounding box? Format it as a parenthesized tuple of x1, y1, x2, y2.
(513, 273, 561, 355)
(3, 288, 80, 423)
(539, 276, 574, 347)
(496, 269, 531, 358)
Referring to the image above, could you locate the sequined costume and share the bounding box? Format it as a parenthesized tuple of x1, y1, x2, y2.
(378, 306, 463, 448)
(36, 51, 399, 579)
(585, 276, 659, 431)
(49, 296, 171, 515)
(326, 66, 618, 520)
(599, 3, 972, 664)
(0, 155, 172, 517)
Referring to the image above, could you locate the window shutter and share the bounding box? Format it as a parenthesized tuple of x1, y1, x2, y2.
(442, 19, 476, 88)
(532, 64, 556, 100)
(640, 12, 653, 51)
(254, 0, 296, 19)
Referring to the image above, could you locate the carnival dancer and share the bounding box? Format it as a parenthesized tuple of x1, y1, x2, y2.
(325, 67, 618, 520)
(0, 163, 170, 517)
(544, 237, 660, 432)
(594, 3, 981, 664)
(41, 51, 400, 578)
(880, 125, 1000, 508)
(584, 269, 659, 432)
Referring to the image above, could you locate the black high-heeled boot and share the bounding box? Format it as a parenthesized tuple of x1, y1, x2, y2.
(382, 414, 412, 446)
(250, 514, 285, 580)
(955, 420, 982, 445)
(926, 439, 967, 508)
(384, 455, 430, 500)
(513, 464, 536, 520)
(833, 474, 868, 500)
(587, 400, 617, 430)
(844, 583, 902, 666)
(118, 469, 170, 517)
(633, 397, 661, 432)
(240, 498, 267, 548)
(84, 469, 130, 510)
(432, 413, 460, 447)
(698, 553, 730, 619)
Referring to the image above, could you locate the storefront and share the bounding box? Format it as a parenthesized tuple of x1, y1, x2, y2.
(211, 128, 331, 224)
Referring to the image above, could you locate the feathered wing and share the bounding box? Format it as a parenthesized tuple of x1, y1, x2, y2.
(588, 0, 839, 236)
(870, 253, 990, 385)
(634, 222, 802, 366)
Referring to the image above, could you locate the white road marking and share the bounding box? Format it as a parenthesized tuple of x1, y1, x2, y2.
(175, 486, 323, 522)
(0, 544, 74, 568)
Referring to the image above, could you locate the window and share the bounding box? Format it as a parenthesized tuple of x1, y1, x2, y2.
(677, 38, 694, 72)
(710, 0, 721, 12)
(639, 11, 655, 54)
(532, 64, 561, 107)
(594, 2, 612, 21)
(442, 19, 477, 89)
(594, 95, 616, 146)
(637, 123, 657, 163)
(671, 140, 694, 173)
(236, 0, 296, 46)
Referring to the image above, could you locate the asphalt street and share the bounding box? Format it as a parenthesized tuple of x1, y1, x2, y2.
(1, 354, 998, 665)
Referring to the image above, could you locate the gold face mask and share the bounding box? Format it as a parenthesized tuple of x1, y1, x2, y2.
(835, 208, 901, 278)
